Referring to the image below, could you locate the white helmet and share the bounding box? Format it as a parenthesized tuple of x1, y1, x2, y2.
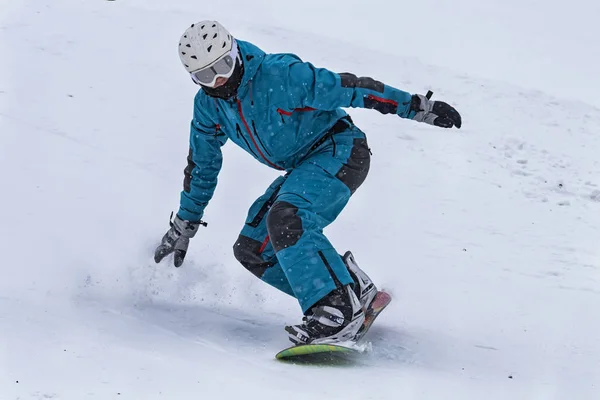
(178, 21, 233, 73)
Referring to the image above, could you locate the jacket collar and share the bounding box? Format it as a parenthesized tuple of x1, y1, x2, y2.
(235, 40, 265, 99)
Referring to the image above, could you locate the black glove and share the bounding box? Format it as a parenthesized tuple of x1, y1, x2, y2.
(154, 213, 206, 267)
(410, 92, 462, 129)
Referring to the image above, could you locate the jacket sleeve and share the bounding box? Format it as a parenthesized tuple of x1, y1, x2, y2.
(177, 98, 227, 222)
(283, 59, 415, 119)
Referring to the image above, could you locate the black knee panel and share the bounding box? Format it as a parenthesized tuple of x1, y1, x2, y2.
(266, 201, 303, 253)
(233, 235, 273, 278)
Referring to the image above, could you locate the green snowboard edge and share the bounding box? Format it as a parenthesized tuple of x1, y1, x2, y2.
(276, 343, 357, 359)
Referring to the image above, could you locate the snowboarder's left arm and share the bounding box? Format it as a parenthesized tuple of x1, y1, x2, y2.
(284, 60, 461, 129)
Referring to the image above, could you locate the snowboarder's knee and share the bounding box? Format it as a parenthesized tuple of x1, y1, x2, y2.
(266, 201, 303, 253)
(233, 234, 271, 277)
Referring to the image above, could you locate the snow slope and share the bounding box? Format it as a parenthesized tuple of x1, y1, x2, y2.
(1, 0, 600, 399)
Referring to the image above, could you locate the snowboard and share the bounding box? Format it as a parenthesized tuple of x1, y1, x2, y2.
(275, 290, 392, 363)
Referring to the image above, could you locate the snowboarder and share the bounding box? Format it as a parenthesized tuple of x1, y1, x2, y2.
(154, 21, 462, 345)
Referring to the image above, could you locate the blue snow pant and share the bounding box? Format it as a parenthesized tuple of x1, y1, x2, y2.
(232, 117, 371, 313)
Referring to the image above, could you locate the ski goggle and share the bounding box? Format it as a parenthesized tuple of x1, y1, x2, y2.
(190, 41, 238, 87)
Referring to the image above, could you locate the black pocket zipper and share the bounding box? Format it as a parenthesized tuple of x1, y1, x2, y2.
(236, 123, 259, 158)
(251, 120, 272, 157)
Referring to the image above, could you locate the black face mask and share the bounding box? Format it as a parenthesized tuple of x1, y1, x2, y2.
(201, 56, 245, 100)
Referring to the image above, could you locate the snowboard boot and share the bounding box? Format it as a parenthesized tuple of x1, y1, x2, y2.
(285, 285, 365, 345)
(343, 251, 378, 313)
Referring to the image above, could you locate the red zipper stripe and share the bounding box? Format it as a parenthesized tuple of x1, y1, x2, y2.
(277, 107, 316, 116)
(367, 94, 398, 106)
(259, 235, 270, 253)
(237, 100, 283, 170)
(277, 108, 292, 116)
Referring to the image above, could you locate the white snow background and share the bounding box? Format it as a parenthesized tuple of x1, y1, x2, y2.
(1, 0, 600, 399)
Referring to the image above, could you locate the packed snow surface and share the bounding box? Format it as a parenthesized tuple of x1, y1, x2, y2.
(1, 0, 599, 399)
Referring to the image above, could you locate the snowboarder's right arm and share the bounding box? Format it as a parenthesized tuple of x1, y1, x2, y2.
(154, 97, 225, 268)
(177, 96, 228, 223)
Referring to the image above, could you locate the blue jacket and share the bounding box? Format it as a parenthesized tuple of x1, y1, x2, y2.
(178, 40, 414, 222)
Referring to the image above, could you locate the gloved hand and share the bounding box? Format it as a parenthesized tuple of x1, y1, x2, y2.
(410, 92, 462, 129)
(154, 213, 206, 267)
